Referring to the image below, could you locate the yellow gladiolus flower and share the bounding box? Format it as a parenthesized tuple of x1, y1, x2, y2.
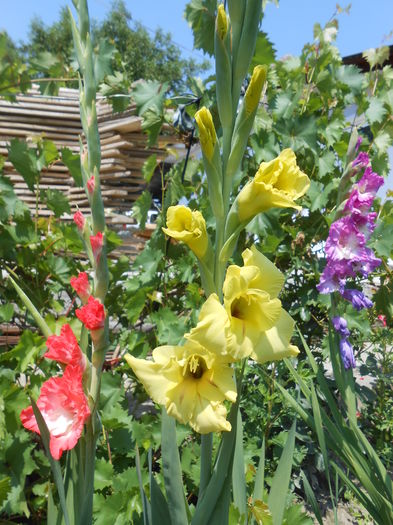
(223, 245, 299, 363)
(162, 205, 208, 259)
(125, 294, 237, 434)
(237, 149, 310, 222)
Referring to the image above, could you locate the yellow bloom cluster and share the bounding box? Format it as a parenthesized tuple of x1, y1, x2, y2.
(126, 245, 298, 434)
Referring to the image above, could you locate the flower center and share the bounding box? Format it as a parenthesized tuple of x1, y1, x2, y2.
(185, 355, 206, 379)
(230, 296, 250, 320)
(44, 407, 74, 437)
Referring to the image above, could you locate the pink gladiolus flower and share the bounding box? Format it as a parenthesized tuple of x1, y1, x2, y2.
(70, 272, 91, 302)
(90, 232, 103, 263)
(20, 365, 90, 460)
(76, 296, 105, 330)
(73, 211, 86, 231)
(87, 176, 95, 194)
(45, 324, 85, 369)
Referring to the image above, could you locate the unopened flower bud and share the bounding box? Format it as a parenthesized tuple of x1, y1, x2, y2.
(244, 65, 267, 116)
(73, 211, 86, 231)
(90, 232, 103, 263)
(87, 175, 95, 194)
(216, 4, 228, 40)
(70, 272, 91, 303)
(195, 107, 217, 162)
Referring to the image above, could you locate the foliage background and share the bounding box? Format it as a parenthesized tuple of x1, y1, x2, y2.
(0, 1, 392, 523)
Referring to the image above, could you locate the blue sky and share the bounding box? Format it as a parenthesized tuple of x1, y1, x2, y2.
(2, 0, 393, 62)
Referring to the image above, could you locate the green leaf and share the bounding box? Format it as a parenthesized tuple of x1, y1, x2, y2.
(8, 275, 52, 337)
(371, 221, 393, 258)
(250, 31, 276, 70)
(365, 98, 387, 125)
(132, 190, 152, 230)
(374, 131, 391, 153)
(94, 38, 115, 85)
(61, 148, 83, 187)
(133, 80, 168, 117)
(0, 303, 14, 322)
(300, 471, 323, 525)
(161, 409, 188, 525)
(149, 449, 171, 525)
(95, 459, 114, 490)
(232, 410, 247, 517)
(191, 403, 239, 525)
(184, 0, 216, 56)
(0, 477, 11, 507)
(0, 330, 44, 372)
(267, 419, 296, 525)
(318, 150, 336, 177)
(8, 139, 39, 191)
(336, 65, 363, 92)
(363, 46, 390, 69)
(142, 154, 158, 183)
(150, 307, 186, 345)
(253, 437, 265, 502)
(41, 188, 71, 218)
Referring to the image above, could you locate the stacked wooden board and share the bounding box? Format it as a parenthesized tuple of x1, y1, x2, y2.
(0, 85, 181, 257)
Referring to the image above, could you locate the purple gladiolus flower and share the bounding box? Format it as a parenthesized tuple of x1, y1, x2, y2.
(352, 151, 369, 169)
(344, 189, 375, 214)
(358, 166, 384, 195)
(339, 337, 356, 369)
(332, 316, 350, 337)
(325, 217, 366, 262)
(342, 289, 373, 310)
(352, 248, 381, 277)
(317, 263, 347, 294)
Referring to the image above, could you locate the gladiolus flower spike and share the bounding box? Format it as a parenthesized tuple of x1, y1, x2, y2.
(318, 158, 383, 309)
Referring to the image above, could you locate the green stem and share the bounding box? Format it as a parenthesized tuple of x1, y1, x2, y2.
(198, 433, 213, 501)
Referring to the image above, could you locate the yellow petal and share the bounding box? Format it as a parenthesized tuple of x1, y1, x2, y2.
(125, 353, 179, 405)
(189, 398, 231, 434)
(198, 366, 237, 403)
(250, 309, 300, 364)
(236, 149, 310, 221)
(185, 294, 234, 361)
(162, 205, 208, 258)
(223, 264, 260, 303)
(242, 245, 284, 298)
(166, 378, 197, 424)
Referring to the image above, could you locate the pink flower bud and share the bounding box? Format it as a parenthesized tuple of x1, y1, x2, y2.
(73, 211, 86, 231)
(90, 232, 103, 263)
(87, 176, 95, 194)
(70, 272, 91, 303)
(76, 296, 105, 330)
